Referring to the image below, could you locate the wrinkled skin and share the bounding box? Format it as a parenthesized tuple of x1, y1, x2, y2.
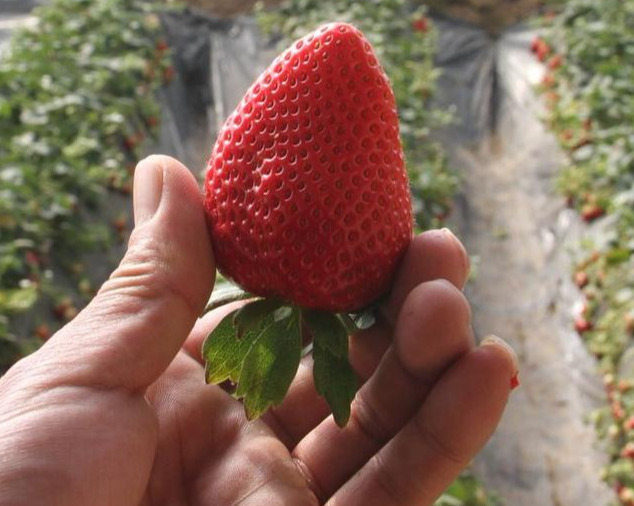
(0, 156, 516, 506)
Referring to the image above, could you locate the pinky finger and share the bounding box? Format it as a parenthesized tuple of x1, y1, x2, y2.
(329, 337, 518, 506)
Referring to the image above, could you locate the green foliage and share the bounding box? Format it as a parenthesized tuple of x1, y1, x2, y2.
(0, 0, 171, 368)
(305, 310, 357, 427)
(257, 0, 457, 230)
(538, 0, 634, 500)
(203, 300, 359, 426)
(436, 471, 502, 506)
(203, 301, 306, 420)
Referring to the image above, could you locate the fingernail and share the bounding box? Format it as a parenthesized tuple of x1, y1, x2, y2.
(133, 156, 164, 226)
(441, 228, 470, 288)
(480, 334, 520, 391)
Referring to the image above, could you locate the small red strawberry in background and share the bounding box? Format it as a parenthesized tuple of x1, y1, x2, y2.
(531, 36, 551, 62)
(530, 36, 540, 54)
(52, 297, 78, 322)
(163, 65, 175, 83)
(146, 115, 159, 128)
(34, 324, 51, 341)
(155, 39, 168, 53)
(618, 379, 632, 393)
(574, 270, 589, 289)
(581, 203, 606, 222)
(547, 54, 563, 70)
(123, 133, 142, 151)
(412, 17, 429, 33)
(612, 400, 625, 421)
(25, 250, 40, 268)
(574, 316, 593, 333)
(202, 23, 412, 426)
(621, 442, 634, 459)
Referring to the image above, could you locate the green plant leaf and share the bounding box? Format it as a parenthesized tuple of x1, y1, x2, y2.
(236, 308, 302, 420)
(233, 298, 284, 337)
(307, 312, 358, 427)
(0, 286, 38, 313)
(304, 310, 348, 357)
(313, 338, 358, 427)
(202, 309, 271, 385)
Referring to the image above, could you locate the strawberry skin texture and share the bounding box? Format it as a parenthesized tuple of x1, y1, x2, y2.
(204, 23, 412, 312)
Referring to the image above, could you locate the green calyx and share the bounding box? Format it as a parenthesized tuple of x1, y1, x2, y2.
(202, 287, 377, 427)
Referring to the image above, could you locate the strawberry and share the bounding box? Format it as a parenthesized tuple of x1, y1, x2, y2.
(35, 324, 51, 341)
(155, 39, 168, 53)
(531, 37, 551, 62)
(574, 270, 589, 288)
(204, 22, 412, 313)
(412, 17, 429, 33)
(25, 250, 40, 268)
(574, 316, 593, 333)
(612, 400, 625, 421)
(112, 214, 128, 234)
(146, 115, 159, 128)
(581, 204, 606, 222)
(547, 54, 563, 70)
(202, 23, 413, 426)
(530, 36, 541, 54)
(163, 65, 175, 83)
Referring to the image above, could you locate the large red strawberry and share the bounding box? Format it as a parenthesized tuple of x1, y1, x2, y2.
(202, 23, 413, 426)
(204, 22, 412, 312)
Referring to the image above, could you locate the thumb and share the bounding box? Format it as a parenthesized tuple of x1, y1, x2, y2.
(34, 155, 215, 390)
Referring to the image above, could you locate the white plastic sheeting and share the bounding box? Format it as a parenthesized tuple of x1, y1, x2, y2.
(433, 18, 614, 505)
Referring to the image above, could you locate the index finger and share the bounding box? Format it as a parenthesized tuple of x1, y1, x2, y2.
(350, 227, 470, 378)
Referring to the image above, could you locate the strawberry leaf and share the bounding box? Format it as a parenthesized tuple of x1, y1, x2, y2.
(236, 308, 302, 420)
(313, 339, 358, 428)
(304, 310, 348, 358)
(202, 309, 272, 384)
(233, 298, 284, 337)
(307, 311, 358, 427)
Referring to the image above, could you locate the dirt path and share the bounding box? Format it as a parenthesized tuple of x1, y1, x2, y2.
(435, 23, 615, 505)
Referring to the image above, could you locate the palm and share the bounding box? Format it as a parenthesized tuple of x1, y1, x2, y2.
(142, 351, 314, 506)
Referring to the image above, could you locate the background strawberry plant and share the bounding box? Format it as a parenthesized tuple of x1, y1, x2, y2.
(257, 0, 457, 230)
(536, 0, 634, 502)
(0, 0, 171, 370)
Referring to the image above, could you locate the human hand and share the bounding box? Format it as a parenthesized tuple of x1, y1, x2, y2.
(0, 155, 518, 506)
